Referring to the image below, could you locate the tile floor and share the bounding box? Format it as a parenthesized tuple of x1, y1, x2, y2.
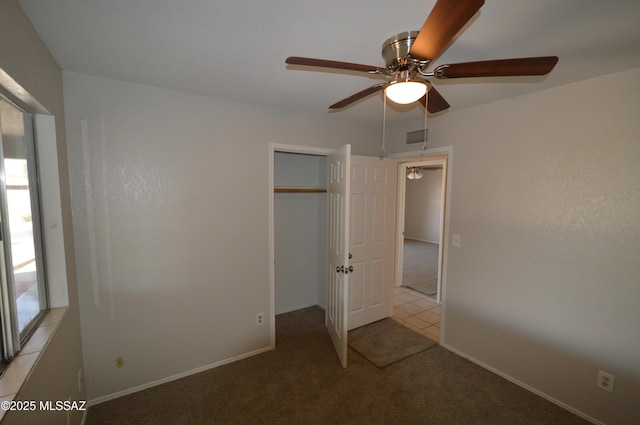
(392, 286, 441, 342)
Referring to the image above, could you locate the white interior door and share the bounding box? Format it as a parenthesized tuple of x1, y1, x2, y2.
(327, 144, 350, 368)
(348, 156, 397, 330)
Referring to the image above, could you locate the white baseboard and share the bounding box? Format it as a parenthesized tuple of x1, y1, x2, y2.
(440, 343, 603, 425)
(87, 345, 273, 407)
(89, 333, 600, 424)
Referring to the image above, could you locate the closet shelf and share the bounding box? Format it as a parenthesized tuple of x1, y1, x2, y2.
(274, 187, 327, 193)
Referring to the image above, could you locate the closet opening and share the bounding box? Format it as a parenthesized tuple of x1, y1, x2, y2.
(273, 150, 328, 315)
(268, 144, 334, 348)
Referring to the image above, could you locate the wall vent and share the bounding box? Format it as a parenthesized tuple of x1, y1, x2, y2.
(405, 128, 428, 145)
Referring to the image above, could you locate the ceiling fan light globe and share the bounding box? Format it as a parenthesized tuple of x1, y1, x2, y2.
(385, 81, 426, 104)
(407, 168, 423, 180)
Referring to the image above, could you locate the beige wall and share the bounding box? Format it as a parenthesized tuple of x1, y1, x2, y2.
(0, 0, 85, 424)
(389, 68, 640, 424)
(62, 71, 381, 401)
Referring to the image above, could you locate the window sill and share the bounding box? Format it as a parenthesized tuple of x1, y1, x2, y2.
(0, 307, 68, 421)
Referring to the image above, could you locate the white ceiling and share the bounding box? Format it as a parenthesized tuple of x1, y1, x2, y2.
(18, 0, 640, 126)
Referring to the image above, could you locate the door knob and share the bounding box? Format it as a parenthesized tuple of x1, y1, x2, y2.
(336, 265, 353, 274)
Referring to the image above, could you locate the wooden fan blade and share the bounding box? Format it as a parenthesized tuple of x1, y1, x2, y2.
(286, 56, 387, 74)
(434, 56, 559, 78)
(409, 0, 484, 61)
(329, 84, 387, 109)
(420, 86, 450, 113)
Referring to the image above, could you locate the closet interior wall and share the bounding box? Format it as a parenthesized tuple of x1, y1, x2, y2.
(274, 152, 328, 314)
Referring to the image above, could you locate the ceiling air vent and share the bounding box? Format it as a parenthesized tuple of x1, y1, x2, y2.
(405, 128, 428, 145)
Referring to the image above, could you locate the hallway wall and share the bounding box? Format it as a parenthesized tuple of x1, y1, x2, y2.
(404, 168, 442, 243)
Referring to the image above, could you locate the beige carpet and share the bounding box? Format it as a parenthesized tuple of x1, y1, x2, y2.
(403, 239, 438, 296)
(349, 318, 437, 367)
(84, 306, 589, 425)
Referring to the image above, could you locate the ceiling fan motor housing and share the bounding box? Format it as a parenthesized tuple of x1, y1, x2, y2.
(382, 31, 428, 71)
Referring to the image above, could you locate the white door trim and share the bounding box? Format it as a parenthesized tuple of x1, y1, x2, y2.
(392, 147, 453, 345)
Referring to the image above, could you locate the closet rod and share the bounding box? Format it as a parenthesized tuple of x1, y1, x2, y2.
(274, 188, 327, 193)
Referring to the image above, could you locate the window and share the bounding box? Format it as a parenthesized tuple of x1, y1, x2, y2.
(0, 96, 48, 374)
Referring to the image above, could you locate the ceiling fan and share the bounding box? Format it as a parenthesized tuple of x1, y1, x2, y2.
(286, 0, 558, 113)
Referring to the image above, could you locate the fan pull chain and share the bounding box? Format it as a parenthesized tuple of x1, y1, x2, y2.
(422, 92, 428, 151)
(380, 93, 387, 157)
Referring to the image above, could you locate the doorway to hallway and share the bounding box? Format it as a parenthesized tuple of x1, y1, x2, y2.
(395, 154, 448, 305)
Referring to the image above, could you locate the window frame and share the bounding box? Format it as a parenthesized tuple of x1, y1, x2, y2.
(0, 94, 49, 375)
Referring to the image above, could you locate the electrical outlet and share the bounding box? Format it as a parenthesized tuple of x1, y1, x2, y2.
(597, 370, 615, 392)
(256, 313, 264, 326)
(77, 369, 84, 393)
(116, 356, 124, 368)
